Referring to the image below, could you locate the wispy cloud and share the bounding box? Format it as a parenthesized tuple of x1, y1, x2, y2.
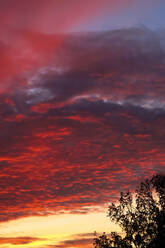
(0, 236, 44, 245)
(47, 233, 94, 248)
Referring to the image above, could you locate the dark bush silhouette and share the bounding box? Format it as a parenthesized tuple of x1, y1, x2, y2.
(93, 174, 165, 248)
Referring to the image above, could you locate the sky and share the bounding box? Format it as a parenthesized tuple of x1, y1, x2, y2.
(0, 0, 165, 247)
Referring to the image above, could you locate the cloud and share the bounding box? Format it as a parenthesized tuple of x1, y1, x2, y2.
(0, 236, 44, 245)
(52, 238, 91, 248)
(2, 27, 165, 107)
(0, 0, 133, 84)
(0, 28, 165, 222)
(47, 233, 94, 248)
(0, 1, 156, 85)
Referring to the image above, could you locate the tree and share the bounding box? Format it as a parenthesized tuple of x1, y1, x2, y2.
(93, 174, 165, 248)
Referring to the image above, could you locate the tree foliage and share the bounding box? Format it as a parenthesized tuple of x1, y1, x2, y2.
(93, 174, 165, 248)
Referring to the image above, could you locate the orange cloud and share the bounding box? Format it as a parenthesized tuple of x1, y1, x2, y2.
(0, 236, 43, 245)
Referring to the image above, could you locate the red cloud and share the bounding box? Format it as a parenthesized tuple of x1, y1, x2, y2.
(0, 0, 135, 86)
(0, 236, 44, 245)
(0, 29, 165, 223)
(0, 98, 165, 222)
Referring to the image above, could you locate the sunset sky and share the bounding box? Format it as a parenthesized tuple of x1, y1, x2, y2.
(0, 0, 165, 247)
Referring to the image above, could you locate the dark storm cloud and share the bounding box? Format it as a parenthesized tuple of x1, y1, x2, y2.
(0, 28, 165, 222)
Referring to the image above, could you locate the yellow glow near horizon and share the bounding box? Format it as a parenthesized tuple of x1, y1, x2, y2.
(0, 207, 121, 247)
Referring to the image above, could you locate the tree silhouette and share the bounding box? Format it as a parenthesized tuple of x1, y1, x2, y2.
(93, 174, 165, 248)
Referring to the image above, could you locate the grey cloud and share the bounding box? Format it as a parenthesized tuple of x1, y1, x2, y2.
(8, 27, 165, 112)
